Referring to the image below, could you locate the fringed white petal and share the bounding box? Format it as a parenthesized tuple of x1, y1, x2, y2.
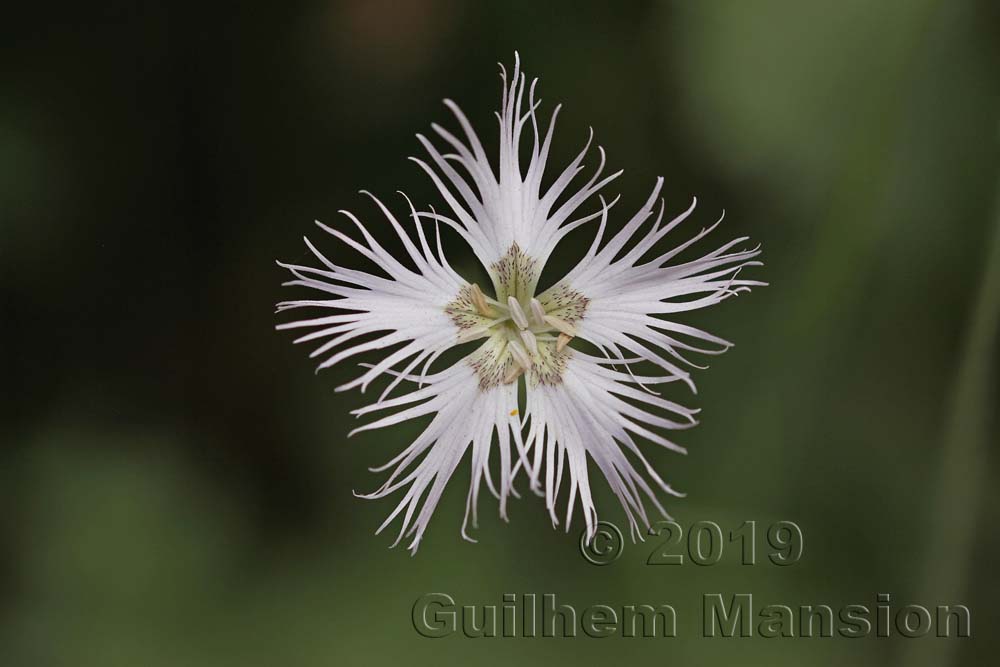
(522, 351, 694, 542)
(413, 52, 622, 291)
(276, 192, 466, 396)
(545, 177, 765, 391)
(352, 361, 525, 554)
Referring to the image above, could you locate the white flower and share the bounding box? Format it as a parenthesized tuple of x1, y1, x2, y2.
(276, 54, 763, 554)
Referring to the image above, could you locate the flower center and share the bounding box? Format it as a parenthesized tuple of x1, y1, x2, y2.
(446, 244, 588, 389)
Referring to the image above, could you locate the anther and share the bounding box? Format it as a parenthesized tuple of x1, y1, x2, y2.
(507, 337, 532, 369)
(519, 329, 539, 355)
(543, 314, 578, 337)
(507, 297, 529, 330)
(456, 321, 495, 343)
(502, 364, 524, 384)
(529, 298, 547, 328)
(470, 283, 494, 317)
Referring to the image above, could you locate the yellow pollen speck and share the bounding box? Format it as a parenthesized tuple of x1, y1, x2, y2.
(510, 409, 518, 416)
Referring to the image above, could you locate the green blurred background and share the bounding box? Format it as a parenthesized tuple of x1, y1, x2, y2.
(2, 1, 998, 665)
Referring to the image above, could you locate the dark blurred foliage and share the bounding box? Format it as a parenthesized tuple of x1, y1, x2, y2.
(2, 1, 999, 665)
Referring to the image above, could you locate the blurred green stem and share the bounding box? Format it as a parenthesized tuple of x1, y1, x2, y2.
(900, 170, 1000, 666)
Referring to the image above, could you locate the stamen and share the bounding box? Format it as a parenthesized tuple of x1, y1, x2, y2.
(543, 314, 578, 337)
(457, 321, 496, 343)
(502, 364, 524, 384)
(507, 337, 532, 369)
(448, 244, 590, 389)
(470, 283, 494, 317)
(507, 297, 529, 330)
(520, 329, 539, 355)
(529, 298, 547, 328)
